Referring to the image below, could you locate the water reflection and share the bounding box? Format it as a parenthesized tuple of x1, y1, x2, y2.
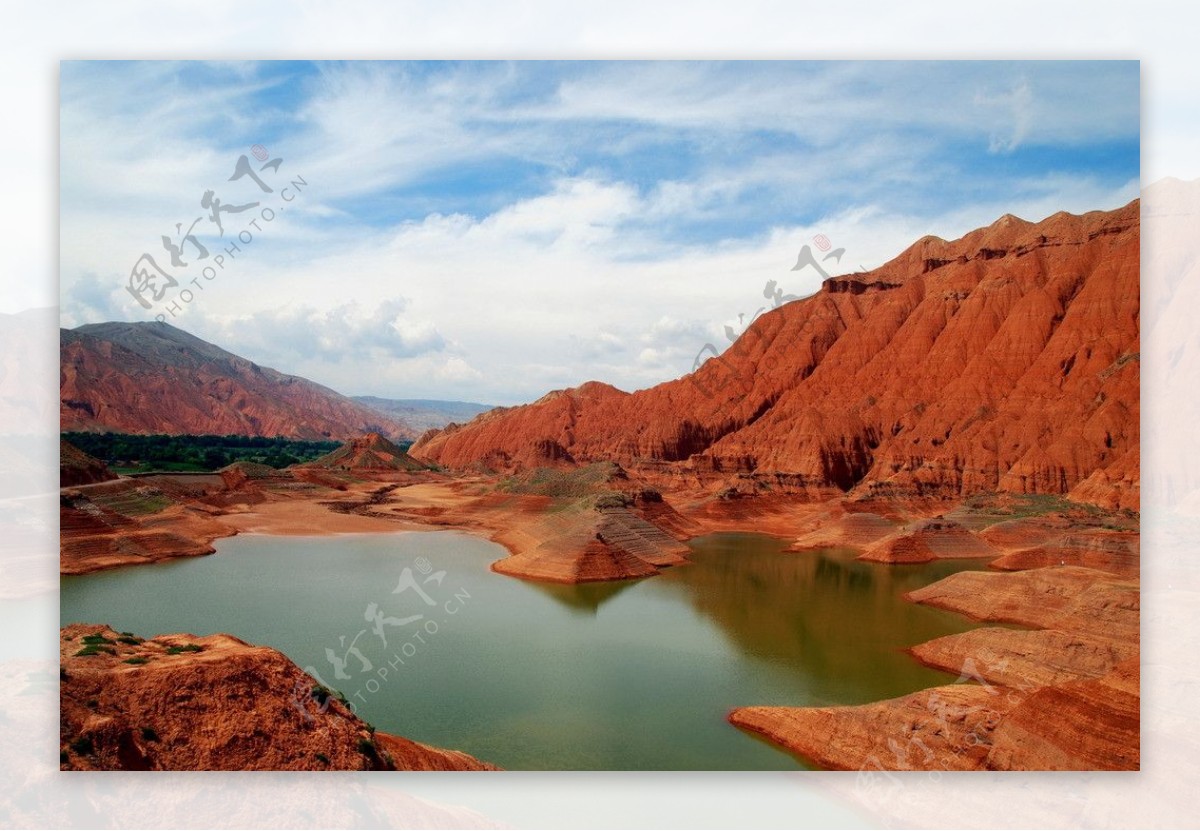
(520, 578, 642, 616)
(61, 530, 989, 769)
(651, 533, 986, 705)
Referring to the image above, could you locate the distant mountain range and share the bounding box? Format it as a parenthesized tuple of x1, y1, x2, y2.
(60, 321, 417, 441)
(351, 396, 493, 433)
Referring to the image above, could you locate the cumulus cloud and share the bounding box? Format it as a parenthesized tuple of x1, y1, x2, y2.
(58, 61, 1140, 404)
(60, 272, 129, 329)
(198, 298, 445, 366)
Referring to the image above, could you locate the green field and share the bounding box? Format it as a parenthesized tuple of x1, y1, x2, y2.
(62, 432, 345, 473)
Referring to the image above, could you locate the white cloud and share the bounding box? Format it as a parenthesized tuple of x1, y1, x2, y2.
(57, 61, 1141, 405)
(977, 79, 1035, 154)
(192, 299, 445, 367)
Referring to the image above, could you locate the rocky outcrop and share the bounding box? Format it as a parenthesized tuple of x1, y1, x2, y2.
(731, 685, 1024, 771)
(788, 509, 900, 551)
(298, 432, 429, 473)
(731, 659, 1137, 772)
(987, 529, 1139, 577)
(60, 479, 228, 574)
(857, 518, 996, 563)
(904, 566, 1139, 640)
(60, 438, 117, 487)
(910, 627, 1138, 690)
(61, 321, 415, 441)
(217, 460, 292, 489)
(731, 562, 1139, 771)
(59, 624, 497, 771)
(413, 203, 1139, 510)
(490, 505, 690, 583)
(986, 658, 1139, 770)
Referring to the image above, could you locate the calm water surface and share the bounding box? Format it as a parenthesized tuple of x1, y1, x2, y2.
(61, 530, 986, 769)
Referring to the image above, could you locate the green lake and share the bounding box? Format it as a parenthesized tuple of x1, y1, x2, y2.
(60, 530, 986, 770)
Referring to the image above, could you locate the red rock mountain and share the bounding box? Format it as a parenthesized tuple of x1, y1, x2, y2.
(413, 202, 1139, 510)
(61, 321, 416, 441)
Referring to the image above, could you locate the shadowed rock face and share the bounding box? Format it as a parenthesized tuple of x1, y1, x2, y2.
(59, 624, 498, 771)
(60, 321, 416, 441)
(413, 203, 1139, 510)
(60, 438, 117, 487)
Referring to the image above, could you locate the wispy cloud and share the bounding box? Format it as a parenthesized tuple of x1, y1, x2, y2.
(59, 60, 1140, 404)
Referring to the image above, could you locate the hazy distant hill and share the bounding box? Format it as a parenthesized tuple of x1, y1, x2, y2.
(61, 321, 417, 441)
(353, 396, 494, 432)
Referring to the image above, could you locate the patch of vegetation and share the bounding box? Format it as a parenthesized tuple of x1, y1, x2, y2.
(1007, 494, 1085, 518)
(165, 644, 204, 655)
(123, 657, 149, 665)
(1099, 351, 1139, 381)
(113, 491, 173, 515)
(81, 634, 115, 645)
(62, 432, 342, 474)
(499, 462, 626, 499)
(356, 737, 376, 756)
(958, 491, 1135, 530)
(594, 491, 633, 510)
(314, 752, 330, 765)
(117, 636, 143, 646)
(140, 727, 159, 742)
(74, 645, 115, 657)
(69, 736, 94, 756)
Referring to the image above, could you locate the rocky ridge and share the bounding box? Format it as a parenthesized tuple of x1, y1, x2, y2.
(414, 203, 1139, 511)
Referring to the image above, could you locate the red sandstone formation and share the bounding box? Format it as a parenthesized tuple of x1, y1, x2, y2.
(217, 460, 291, 489)
(986, 658, 1139, 770)
(413, 203, 1139, 510)
(60, 477, 230, 574)
(731, 561, 1139, 771)
(910, 627, 1137, 690)
(731, 685, 1024, 771)
(857, 518, 997, 563)
(905, 565, 1139, 640)
(489, 504, 691, 583)
(987, 529, 1139, 577)
(60, 624, 497, 771)
(60, 439, 117, 487)
(299, 432, 429, 473)
(60, 321, 415, 441)
(730, 659, 1137, 771)
(788, 509, 900, 551)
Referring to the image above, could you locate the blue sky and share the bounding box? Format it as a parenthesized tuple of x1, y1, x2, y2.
(60, 61, 1139, 405)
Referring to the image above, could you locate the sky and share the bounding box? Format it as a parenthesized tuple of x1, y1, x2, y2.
(59, 60, 1140, 406)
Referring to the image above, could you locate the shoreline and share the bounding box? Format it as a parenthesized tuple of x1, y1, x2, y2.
(59, 469, 1140, 771)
